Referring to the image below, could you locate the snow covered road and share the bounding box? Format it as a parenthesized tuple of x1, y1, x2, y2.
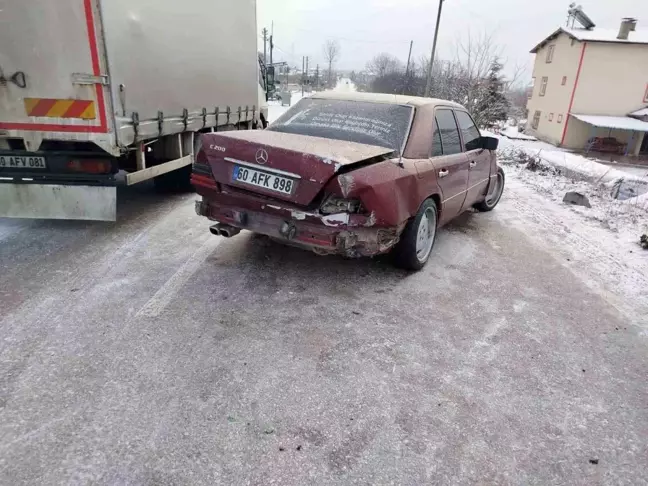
(1, 119, 648, 483)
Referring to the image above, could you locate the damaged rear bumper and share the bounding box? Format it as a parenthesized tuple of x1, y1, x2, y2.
(195, 197, 401, 257)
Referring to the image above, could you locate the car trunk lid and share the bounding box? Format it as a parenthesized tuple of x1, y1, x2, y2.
(199, 130, 395, 206)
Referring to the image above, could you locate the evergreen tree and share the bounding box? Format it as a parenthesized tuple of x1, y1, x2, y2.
(474, 59, 510, 127)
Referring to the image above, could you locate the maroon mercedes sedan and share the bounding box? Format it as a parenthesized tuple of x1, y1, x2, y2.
(192, 92, 503, 270)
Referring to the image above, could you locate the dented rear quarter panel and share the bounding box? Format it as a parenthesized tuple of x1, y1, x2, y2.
(328, 159, 442, 227)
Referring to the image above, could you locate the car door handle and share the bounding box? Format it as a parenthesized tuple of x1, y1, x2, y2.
(438, 169, 449, 178)
(469, 160, 477, 168)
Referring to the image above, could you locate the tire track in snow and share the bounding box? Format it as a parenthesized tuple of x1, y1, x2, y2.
(501, 178, 648, 328)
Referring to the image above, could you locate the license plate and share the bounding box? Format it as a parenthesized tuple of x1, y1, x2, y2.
(232, 165, 294, 195)
(0, 155, 47, 169)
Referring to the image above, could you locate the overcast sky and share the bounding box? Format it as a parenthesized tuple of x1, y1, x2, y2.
(258, 0, 647, 81)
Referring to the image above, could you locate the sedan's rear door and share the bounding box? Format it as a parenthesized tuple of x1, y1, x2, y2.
(455, 110, 491, 207)
(430, 109, 469, 224)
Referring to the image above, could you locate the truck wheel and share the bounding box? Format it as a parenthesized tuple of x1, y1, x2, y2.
(392, 199, 438, 271)
(474, 167, 505, 212)
(153, 164, 193, 192)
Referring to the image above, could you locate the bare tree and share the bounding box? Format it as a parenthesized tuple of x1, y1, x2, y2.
(366, 30, 526, 127)
(366, 53, 403, 78)
(323, 40, 341, 88)
(504, 61, 528, 91)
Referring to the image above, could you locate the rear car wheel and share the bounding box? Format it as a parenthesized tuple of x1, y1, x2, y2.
(393, 199, 438, 271)
(475, 167, 505, 212)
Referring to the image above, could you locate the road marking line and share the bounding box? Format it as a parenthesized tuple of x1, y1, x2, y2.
(136, 237, 222, 318)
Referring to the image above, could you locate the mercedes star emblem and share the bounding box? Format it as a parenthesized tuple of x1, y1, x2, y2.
(255, 148, 269, 165)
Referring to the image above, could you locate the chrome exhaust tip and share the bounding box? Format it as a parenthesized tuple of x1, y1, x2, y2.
(209, 223, 240, 238)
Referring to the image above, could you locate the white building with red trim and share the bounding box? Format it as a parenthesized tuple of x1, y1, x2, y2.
(526, 17, 648, 156)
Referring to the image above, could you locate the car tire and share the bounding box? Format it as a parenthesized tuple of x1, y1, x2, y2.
(392, 198, 438, 271)
(475, 167, 505, 212)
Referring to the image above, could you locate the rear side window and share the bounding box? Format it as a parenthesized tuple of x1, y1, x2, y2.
(431, 118, 443, 157)
(455, 111, 481, 151)
(435, 109, 461, 155)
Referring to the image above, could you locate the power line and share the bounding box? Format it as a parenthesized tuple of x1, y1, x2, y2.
(285, 27, 413, 44)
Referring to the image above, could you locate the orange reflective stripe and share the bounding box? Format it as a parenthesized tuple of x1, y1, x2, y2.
(47, 100, 75, 118)
(24, 98, 96, 119)
(27, 98, 58, 117)
(75, 102, 96, 120)
(23, 98, 41, 114)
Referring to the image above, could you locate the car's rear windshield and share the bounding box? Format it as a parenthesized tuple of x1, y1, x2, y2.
(268, 98, 413, 154)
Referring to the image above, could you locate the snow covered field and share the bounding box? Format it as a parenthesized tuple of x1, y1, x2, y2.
(267, 92, 648, 324)
(495, 135, 648, 324)
(3, 78, 648, 484)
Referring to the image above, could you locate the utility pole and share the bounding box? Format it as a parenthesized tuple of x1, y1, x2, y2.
(316, 64, 320, 90)
(403, 40, 413, 95)
(302, 56, 305, 96)
(269, 35, 274, 66)
(305, 56, 309, 92)
(262, 28, 268, 66)
(424, 0, 445, 98)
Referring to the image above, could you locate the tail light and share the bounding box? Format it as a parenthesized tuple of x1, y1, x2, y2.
(66, 159, 112, 174)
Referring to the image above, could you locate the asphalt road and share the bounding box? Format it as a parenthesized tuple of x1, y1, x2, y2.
(1, 179, 647, 485)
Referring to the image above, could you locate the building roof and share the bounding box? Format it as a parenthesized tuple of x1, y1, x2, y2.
(571, 113, 648, 132)
(530, 26, 648, 53)
(309, 91, 464, 109)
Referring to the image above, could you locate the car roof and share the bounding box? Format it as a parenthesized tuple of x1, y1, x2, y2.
(308, 91, 466, 109)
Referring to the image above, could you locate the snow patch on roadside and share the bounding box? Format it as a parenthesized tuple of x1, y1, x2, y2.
(501, 127, 537, 141)
(494, 138, 648, 327)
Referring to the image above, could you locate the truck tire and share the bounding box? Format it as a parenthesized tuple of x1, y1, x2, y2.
(153, 164, 193, 192)
(154, 134, 201, 192)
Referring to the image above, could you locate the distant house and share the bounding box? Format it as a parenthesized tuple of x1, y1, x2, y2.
(526, 14, 648, 156)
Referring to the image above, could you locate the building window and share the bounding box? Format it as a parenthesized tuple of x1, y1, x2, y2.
(644, 83, 648, 103)
(529, 78, 535, 98)
(539, 77, 548, 96)
(546, 45, 555, 63)
(561, 76, 567, 86)
(532, 110, 541, 129)
(549, 113, 554, 121)
(557, 114, 563, 123)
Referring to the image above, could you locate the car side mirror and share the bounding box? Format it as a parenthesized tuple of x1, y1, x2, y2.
(481, 136, 499, 151)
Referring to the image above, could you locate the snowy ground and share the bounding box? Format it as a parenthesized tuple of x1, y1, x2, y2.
(495, 135, 648, 324)
(1, 82, 648, 484)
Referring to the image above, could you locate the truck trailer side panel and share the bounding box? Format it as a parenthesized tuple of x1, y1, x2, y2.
(101, 0, 261, 146)
(0, 0, 115, 152)
(0, 0, 262, 221)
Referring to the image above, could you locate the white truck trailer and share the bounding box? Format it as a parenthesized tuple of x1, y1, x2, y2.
(0, 0, 269, 220)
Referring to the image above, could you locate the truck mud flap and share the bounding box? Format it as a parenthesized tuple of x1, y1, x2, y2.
(0, 183, 116, 221)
